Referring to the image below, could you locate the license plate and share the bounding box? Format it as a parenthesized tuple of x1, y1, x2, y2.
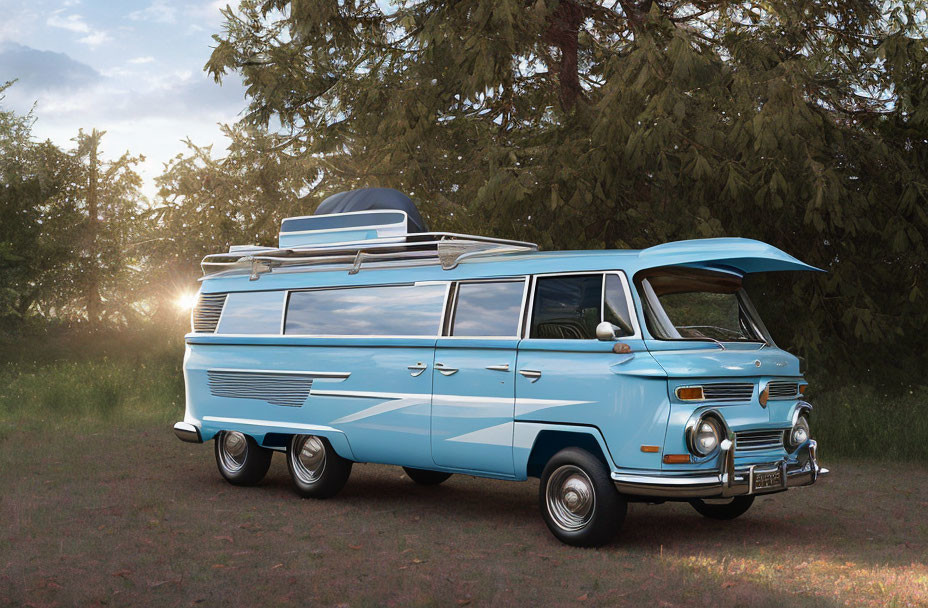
(753, 469, 782, 491)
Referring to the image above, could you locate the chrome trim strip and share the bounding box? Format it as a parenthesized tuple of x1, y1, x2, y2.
(208, 368, 350, 378)
(202, 416, 339, 434)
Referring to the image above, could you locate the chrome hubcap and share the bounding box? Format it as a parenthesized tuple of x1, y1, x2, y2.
(291, 435, 326, 484)
(546, 465, 595, 532)
(219, 431, 248, 473)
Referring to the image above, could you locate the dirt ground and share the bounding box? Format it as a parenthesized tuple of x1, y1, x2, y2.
(1, 424, 926, 607)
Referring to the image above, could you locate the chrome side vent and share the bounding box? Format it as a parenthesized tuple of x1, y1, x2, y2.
(207, 370, 315, 407)
(736, 429, 784, 452)
(702, 383, 754, 402)
(193, 293, 226, 333)
(767, 381, 799, 399)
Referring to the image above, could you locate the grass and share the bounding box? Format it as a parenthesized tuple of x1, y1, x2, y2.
(0, 424, 926, 607)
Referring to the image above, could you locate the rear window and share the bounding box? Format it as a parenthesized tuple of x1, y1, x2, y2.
(284, 284, 446, 336)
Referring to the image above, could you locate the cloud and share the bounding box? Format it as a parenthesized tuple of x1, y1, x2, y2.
(46, 11, 91, 34)
(0, 43, 100, 91)
(129, 1, 178, 24)
(46, 10, 110, 47)
(78, 31, 111, 47)
(128, 56, 155, 64)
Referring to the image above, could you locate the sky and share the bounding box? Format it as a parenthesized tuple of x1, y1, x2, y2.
(0, 0, 249, 200)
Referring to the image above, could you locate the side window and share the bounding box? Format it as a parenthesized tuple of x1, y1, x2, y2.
(530, 275, 602, 339)
(216, 291, 285, 334)
(449, 280, 525, 337)
(284, 283, 446, 336)
(603, 274, 635, 337)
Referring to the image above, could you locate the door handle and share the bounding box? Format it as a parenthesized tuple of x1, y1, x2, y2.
(434, 363, 459, 376)
(519, 369, 542, 382)
(486, 364, 510, 372)
(407, 362, 427, 377)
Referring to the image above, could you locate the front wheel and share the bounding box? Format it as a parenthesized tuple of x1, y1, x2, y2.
(286, 435, 352, 499)
(689, 495, 755, 520)
(214, 431, 273, 486)
(539, 448, 626, 547)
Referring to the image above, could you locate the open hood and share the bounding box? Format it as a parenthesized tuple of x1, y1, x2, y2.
(637, 238, 822, 275)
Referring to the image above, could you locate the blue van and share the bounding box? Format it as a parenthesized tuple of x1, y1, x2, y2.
(175, 189, 827, 546)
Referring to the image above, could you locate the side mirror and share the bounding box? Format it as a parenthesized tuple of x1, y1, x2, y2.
(595, 321, 617, 341)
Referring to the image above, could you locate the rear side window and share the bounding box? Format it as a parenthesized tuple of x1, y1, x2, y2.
(449, 280, 524, 337)
(216, 291, 285, 334)
(284, 284, 446, 336)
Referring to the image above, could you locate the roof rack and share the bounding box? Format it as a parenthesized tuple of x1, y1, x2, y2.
(201, 232, 538, 280)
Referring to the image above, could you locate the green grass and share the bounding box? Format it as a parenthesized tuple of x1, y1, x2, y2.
(0, 325, 186, 438)
(807, 381, 928, 463)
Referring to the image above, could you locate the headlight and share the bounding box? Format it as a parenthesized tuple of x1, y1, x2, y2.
(688, 415, 723, 457)
(785, 415, 810, 451)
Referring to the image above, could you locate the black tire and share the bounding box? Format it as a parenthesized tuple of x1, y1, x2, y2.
(689, 495, 755, 520)
(214, 431, 273, 486)
(539, 447, 626, 547)
(402, 467, 452, 486)
(286, 434, 353, 499)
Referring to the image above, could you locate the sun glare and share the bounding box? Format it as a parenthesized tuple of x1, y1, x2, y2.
(175, 292, 199, 311)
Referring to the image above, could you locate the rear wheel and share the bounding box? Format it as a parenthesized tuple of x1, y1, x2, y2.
(214, 431, 273, 486)
(539, 447, 626, 547)
(402, 467, 452, 486)
(286, 435, 352, 499)
(689, 495, 755, 520)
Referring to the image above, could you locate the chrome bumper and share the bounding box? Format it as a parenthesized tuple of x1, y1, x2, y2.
(173, 421, 202, 443)
(612, 439, 828, 499)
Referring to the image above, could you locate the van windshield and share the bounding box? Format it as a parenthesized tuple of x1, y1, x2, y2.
(637, 268, 773, 344)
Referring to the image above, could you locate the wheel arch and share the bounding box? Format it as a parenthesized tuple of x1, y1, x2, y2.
(515, 423, 614, 479)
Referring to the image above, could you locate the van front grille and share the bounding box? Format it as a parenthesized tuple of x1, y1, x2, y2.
(736, 429, 785, 452)
(767, 381, 799, 399)
(193, 293, 226, 333)
(207, 370, 314, 407)
(702, 383, 755, 402)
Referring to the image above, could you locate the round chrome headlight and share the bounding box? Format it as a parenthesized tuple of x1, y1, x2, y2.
(786, 415, 810, 451)
(689, 415, 722, 457)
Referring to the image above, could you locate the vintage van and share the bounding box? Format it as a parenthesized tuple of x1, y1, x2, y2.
(175, 188, 828, 546)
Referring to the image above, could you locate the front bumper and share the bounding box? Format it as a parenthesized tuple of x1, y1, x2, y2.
(612, 438, 828, 499)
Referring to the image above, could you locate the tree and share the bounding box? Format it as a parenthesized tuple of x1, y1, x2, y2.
(206, 0, 928, 369)
(0, 83, 81, 326)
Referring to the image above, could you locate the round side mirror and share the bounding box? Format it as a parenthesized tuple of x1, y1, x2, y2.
(595, 321, 617, 341)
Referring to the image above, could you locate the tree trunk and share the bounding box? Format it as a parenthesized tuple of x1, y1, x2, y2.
(545, 0, 584, 112)
(86, 132, 101, 327)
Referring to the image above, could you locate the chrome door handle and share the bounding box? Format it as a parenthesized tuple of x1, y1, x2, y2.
(407, 363, 427, 377)
(519, 369, 542, 382)
(434, 363, 459, 376)
(486, 364, 510, 372)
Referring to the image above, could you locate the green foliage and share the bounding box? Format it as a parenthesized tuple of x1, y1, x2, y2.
(0, 88, 147, 328)
(204, 0, 928, 372)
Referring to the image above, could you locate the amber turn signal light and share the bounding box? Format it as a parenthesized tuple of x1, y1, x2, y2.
(759, 386, 769, 407)
(640, 445, 660, 453)
(663, 454, 691, 464)
(675, 386, 705, 401)
(799, 384, 808, 396)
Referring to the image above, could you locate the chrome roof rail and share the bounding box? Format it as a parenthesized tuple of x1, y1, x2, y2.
(201, 232, 538, 279)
